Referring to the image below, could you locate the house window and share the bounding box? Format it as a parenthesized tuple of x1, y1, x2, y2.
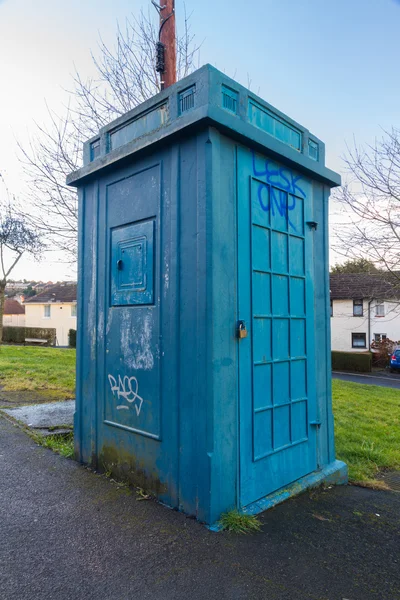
(352, 333, 366, 348)
(330, 299, 333, 317)
(375, 301, 385, 317)
(71, 304, 77, 317)
(44, 305, 51, 318)
(374, 333, 387, 342)
(353, 299, 363, 317)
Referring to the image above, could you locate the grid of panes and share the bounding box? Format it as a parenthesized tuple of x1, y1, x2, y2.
(250, 177, 308, 460)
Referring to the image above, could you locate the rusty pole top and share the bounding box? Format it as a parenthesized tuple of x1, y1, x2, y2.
(153, 0, 177, 90)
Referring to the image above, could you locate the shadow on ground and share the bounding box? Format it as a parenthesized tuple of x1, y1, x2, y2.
(1, 416, 399, 600)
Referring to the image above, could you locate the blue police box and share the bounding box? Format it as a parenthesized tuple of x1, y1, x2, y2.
(67, 64, 347, 527)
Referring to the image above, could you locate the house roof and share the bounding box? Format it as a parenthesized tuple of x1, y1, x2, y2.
(330, 272, 400, 300)
(4, 299, 25, 315)
(24, 282, 77, 304)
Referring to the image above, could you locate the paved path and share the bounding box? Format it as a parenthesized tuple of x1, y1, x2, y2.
(1, 401, 75, 435)
(1, 416, 399, 600)
(333, 370, 400, 389)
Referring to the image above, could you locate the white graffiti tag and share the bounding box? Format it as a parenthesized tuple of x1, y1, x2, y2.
(108, 375, 144, 416)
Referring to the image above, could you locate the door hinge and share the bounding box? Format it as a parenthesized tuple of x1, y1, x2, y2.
(306, 221, 318, 230)
(310, 420, 321, 428)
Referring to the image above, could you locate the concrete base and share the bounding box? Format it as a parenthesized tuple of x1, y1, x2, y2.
(0, 401, 75, 436)
(209, 460, 348, 531)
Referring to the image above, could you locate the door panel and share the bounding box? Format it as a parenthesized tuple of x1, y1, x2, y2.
(103, 165, 161, 440)
(238, 147, 317, 507)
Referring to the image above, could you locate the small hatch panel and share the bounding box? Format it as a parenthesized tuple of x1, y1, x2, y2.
(111, 220, 154, 306)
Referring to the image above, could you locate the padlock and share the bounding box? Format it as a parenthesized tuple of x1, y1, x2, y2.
(237, 320, 247, 339)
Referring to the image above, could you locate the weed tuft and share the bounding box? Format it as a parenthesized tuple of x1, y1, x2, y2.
(218, 510, 261, 534)
(136, 487, 151, 501)
(34, 432, 74, 459)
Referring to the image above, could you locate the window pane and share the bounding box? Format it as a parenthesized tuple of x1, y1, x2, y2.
(352, 333, 366, 348)
(376, 302, 385, 316)
(44, 305, 50, 317)
(375, 333, 387, 341)
(71, 304, 77, 317)
(353, 300, 363, 316)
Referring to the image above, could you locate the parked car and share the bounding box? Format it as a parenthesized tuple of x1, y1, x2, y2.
(389, 347, 400, 372)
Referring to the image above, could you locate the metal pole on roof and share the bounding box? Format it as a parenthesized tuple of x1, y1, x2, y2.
(152, 0, 177, 90)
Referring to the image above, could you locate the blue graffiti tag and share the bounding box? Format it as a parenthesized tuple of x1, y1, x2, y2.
(258, 185, 296, 224)
(251, 150, 306, 231)
(251, 150, 306, 198)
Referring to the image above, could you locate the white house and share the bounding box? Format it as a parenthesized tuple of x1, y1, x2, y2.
(330, 273, 400, 352)
(24, 282, 77, 346)
(3, 298, 25, 327)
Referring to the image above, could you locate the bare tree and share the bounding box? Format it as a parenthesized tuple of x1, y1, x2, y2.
(0, 185, 42, 342)
(19, 9, 200, 263)
(18, 107, 82, 262)
(333, 128, 400, 278)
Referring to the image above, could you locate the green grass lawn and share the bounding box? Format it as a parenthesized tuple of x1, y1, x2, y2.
(0, 346, 398, 487)
(0, 346, 76, 400)
(332, 379, 400, 488)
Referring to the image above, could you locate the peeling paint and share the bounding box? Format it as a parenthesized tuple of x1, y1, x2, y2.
(120, 310, 154, 371)
(98, 309, 104, 342)
(88, 227, 97, 360)
(106, 309, 113, 336)
(163, 246, 170, 296)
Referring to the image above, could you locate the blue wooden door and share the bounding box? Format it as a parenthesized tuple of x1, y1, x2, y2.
(238, 147, 318, 507)
(94, 159, 179, 506)
(103, 166, 161, 439)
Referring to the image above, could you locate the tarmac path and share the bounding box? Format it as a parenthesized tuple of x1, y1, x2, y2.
(333, 370, 400, 389)
(1, 416, 399, 600)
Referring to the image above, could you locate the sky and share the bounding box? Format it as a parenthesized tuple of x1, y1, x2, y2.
(0, 0, 399, 280)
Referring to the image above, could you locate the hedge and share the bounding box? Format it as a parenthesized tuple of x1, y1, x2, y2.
(68, 329, 76, 348)
(2, 326, 56, 345)
(332, 351, 372, 373)
(2, 327, 25, 344)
